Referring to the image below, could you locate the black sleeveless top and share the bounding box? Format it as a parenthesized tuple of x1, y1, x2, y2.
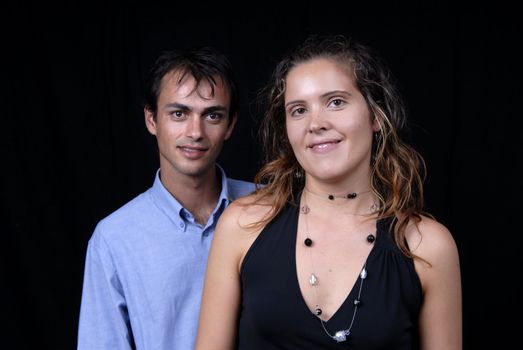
(238, 200, 422, 349)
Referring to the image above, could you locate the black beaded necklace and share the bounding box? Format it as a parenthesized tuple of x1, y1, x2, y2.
(300, 191, 376, 343)
(305, 189, 371, 202)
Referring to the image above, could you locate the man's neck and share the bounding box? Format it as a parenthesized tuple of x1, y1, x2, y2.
(160, 166, 222, 225)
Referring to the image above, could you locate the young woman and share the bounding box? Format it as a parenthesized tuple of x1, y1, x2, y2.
(195, 34, 462, 350)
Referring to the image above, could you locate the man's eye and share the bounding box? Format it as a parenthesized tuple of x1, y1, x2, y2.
(207, 113, 223, 121)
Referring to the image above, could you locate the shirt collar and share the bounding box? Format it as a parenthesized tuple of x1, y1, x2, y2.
(216, 163, 233, 206)
(149, 165, 231, 231)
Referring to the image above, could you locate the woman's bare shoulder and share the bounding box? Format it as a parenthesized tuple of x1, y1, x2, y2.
(406, 215, 460, 285)
(213, 194, 277, 270)
(407, 216, 457, 260)
(218, 193, 275, 233)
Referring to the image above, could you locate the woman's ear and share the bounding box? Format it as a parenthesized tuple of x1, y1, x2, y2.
(372, 116, 382, 133)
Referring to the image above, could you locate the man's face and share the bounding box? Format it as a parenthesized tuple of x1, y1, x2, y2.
(145, 71, 236, 180)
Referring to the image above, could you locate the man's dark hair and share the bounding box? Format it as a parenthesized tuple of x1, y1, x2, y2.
(144, 47, 239, 119)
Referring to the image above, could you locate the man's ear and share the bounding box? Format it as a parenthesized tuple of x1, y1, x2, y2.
(224, 114, 237, 140)
(144, 107, 157, 135)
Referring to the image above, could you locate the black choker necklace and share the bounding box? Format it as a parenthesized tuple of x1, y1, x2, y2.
(328, 192, 357, 200)
(300, 192, 376, 343)
(305, 188, 371, 201)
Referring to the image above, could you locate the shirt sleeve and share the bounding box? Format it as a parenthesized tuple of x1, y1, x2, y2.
(77, 229, 134, 350)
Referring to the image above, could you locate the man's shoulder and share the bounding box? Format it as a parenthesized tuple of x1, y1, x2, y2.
(225, 177, 256, 200)
(92, 189, 153, 240)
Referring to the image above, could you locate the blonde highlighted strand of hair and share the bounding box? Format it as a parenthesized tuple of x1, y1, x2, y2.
(250, 34, 430, 260)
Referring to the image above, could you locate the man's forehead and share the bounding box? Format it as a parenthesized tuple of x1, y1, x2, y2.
(158, 70, 230, 108)
(163, 70, 226, 98)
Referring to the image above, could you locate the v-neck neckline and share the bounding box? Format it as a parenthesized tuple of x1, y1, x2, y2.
(291, 201, 380, 324)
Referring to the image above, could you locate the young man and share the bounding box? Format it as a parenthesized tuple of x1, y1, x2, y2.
(77, 47, 255, 349)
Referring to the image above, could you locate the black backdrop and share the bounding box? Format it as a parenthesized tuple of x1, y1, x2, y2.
(3, 2, 521, 349)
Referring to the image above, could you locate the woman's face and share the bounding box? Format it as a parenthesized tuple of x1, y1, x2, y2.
(284, 58, 379, 185)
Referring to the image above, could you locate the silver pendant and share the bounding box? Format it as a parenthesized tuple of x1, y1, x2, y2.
(333, 329, 350, 342)
(309, 273, 318, 285)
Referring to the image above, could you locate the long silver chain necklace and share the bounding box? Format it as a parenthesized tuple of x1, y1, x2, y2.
(300, 190, 376, 343)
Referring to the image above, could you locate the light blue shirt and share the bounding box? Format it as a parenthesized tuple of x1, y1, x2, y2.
(77, 166, 255, 350)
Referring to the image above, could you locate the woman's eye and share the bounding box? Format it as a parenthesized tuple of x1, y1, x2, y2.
(291, 107, 306, 116)
(330, 98, 344, 107)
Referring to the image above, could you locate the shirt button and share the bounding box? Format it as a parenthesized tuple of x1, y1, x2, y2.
(180, 222, 185, 228)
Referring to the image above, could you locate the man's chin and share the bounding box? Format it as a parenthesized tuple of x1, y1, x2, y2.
(175, 162, 215, 178)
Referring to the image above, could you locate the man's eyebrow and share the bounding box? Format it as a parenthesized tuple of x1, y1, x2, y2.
(164, 103, 190, 112)
(202, 105, 228, 115)
(164, 103, 228, 115)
